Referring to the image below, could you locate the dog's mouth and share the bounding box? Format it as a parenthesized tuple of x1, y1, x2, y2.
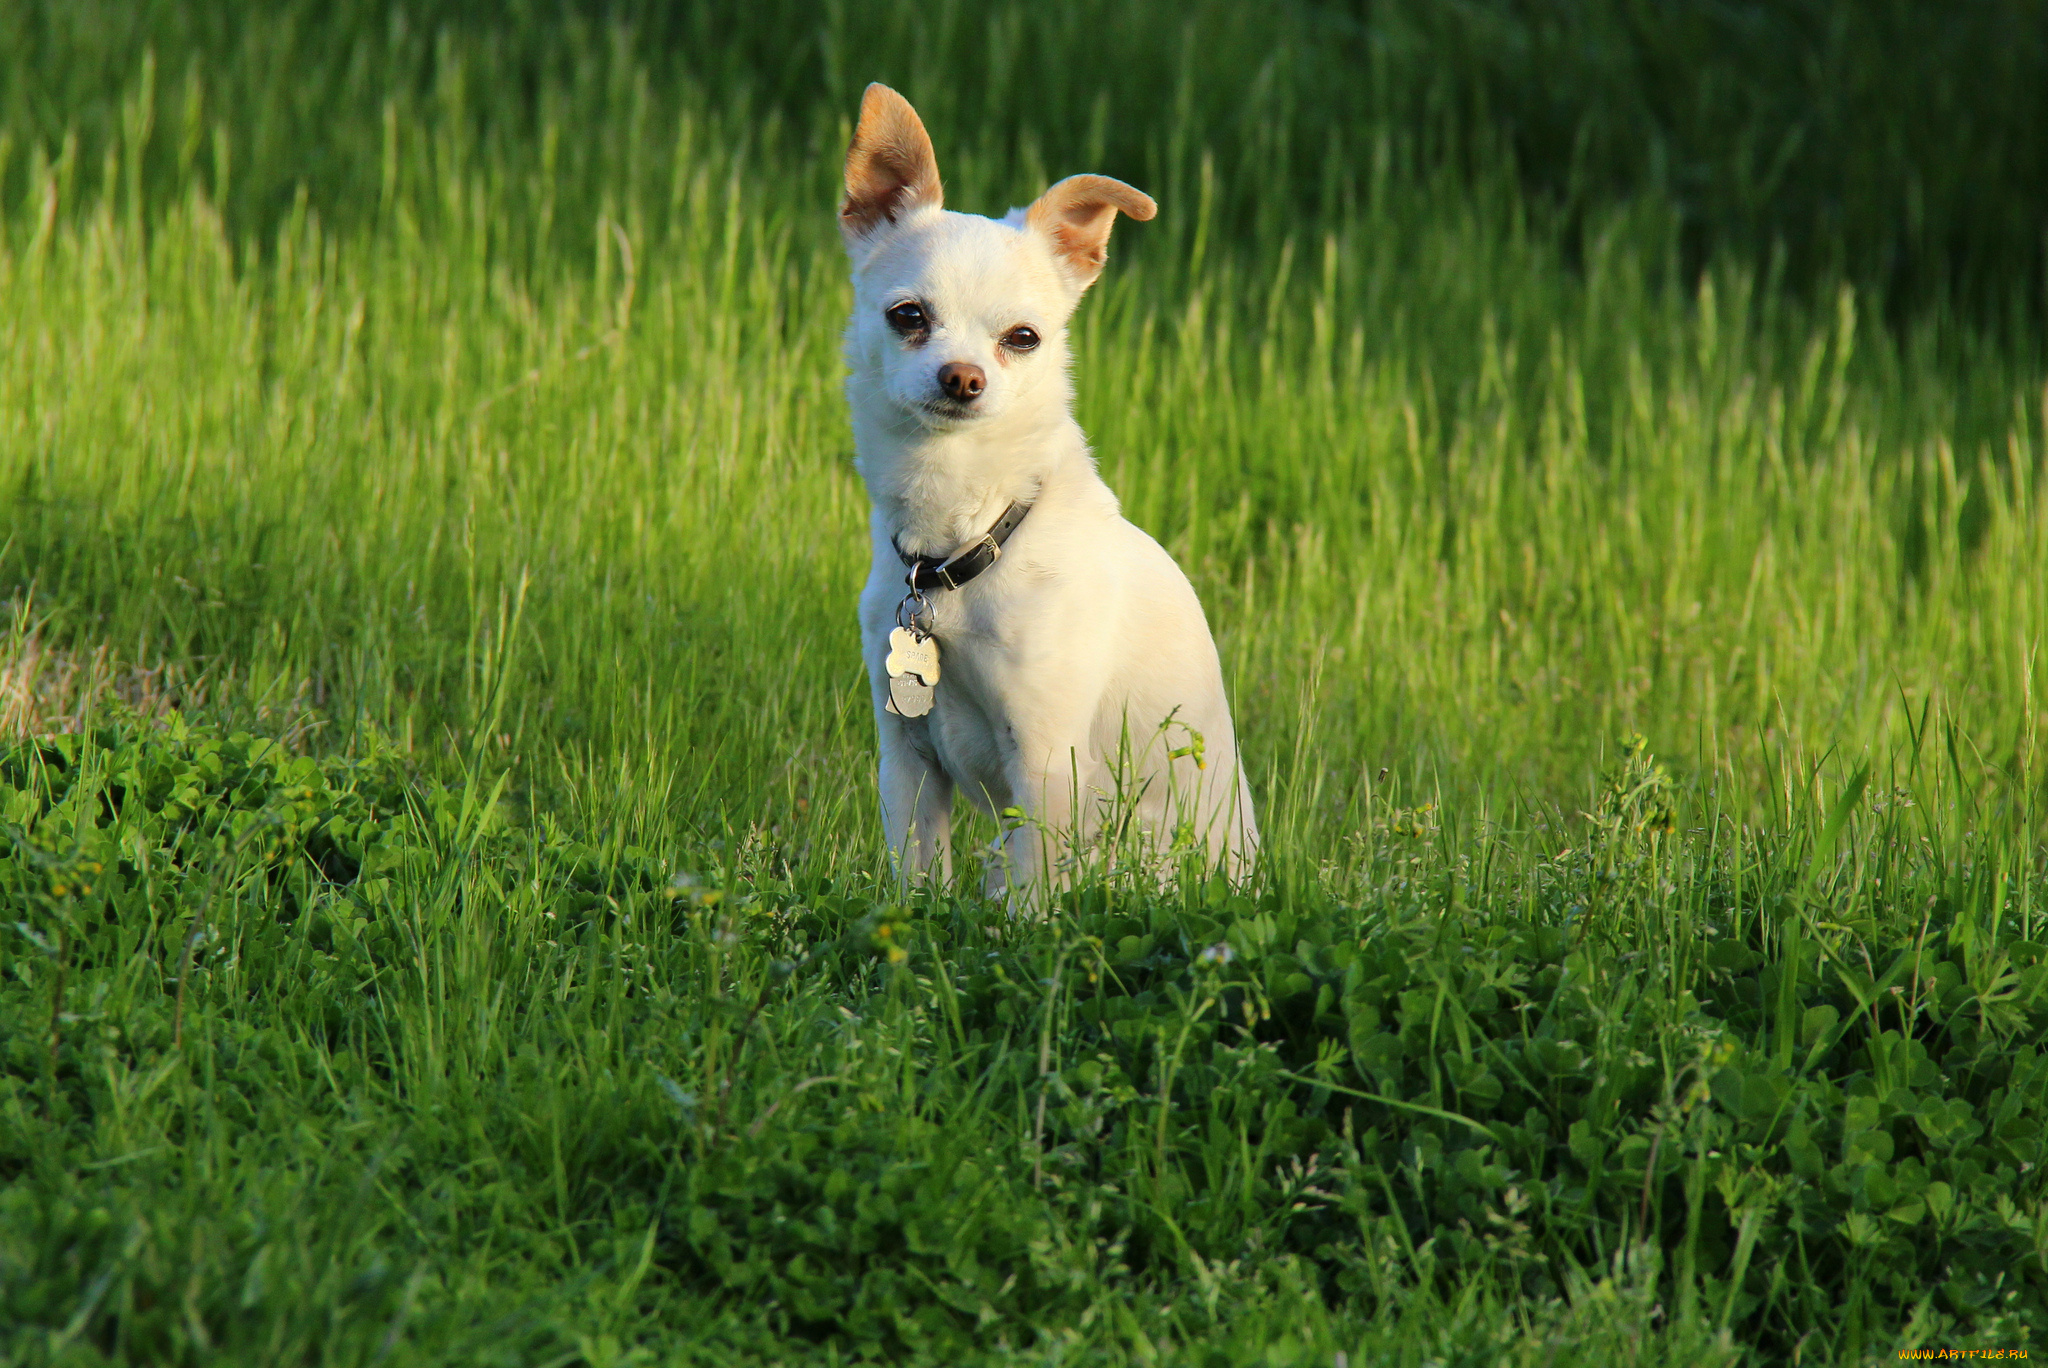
(914, 397, 986, 424)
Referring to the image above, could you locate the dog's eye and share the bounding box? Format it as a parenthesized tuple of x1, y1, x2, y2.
(885, 301, 927, 333)
(1002, 325, 1041, 352)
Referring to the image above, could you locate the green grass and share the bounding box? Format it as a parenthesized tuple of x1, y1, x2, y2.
(2, 3, 2046, 1363)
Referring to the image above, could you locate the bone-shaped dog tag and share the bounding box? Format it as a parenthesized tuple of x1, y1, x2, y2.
(884, 625, 940, 718)
(884, 627, 940, 685)
(887, 673, 936, 718)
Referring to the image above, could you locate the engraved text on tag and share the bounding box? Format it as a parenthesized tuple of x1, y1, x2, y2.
(884, 624, 941, 718)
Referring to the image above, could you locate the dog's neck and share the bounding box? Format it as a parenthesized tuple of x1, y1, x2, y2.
(854, 405, 1088, 558)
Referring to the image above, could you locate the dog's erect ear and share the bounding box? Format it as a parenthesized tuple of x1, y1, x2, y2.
(1025, 175, 1157, 292)
(841, 84, 942, 251)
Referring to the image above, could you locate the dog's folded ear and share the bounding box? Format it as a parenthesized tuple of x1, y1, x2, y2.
(841, 84, 943, 252)
(1025, 175, 1157, 293)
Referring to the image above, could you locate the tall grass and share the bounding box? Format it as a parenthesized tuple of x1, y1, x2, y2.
(9, 0, 2048, 319)
(3, 6, 2044, 856)
(2, 3, 2046, 1363)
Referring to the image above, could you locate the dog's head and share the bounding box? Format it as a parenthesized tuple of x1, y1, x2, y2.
(840, 84, 1154, 431)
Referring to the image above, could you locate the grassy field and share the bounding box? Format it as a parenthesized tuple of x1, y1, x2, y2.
(3, 2, 2046, 1363)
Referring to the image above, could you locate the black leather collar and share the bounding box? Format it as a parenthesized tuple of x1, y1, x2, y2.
(892, 502, 1031, 592)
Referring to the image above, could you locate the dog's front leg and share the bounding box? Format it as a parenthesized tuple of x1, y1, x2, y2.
(993, 763, 1080, 900)
(989, 713, 1101, 901)
(878, 720, 954, 882)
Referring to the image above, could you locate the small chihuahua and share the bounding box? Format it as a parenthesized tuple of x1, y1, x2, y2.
(841, 84, 1258, 893)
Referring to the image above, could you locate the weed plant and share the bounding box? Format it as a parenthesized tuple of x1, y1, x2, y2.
(1, 3, 2045, 1364)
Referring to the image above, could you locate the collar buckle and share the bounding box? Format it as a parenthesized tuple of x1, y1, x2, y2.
(893, 502, 1030, 595)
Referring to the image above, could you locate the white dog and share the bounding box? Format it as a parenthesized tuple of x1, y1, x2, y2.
(841, 84, 1258, 892)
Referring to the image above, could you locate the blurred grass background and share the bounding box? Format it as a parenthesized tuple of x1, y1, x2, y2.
(2, 0, 2044, 856)
(10, 0, 2048, 320)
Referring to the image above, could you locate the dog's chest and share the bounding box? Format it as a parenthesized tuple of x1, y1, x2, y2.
(909, 625, 1022, 805)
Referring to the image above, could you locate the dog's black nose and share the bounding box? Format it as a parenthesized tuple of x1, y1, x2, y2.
(938, 362, 986, 403)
